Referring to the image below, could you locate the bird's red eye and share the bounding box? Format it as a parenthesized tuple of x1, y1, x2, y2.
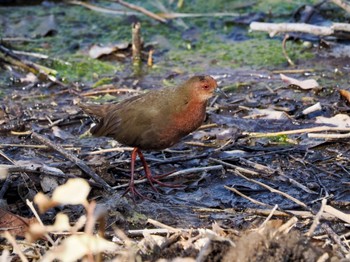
(202, 85, 209, 89)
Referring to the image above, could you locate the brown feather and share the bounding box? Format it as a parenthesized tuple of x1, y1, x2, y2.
(79, 75, 217, 150)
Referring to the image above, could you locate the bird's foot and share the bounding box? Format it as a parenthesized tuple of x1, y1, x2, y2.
(147, 172, 183, 189)
(122, 182, 150, 200)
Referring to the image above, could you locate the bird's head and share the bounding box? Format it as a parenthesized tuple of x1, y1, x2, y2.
(184, 75, 218, 102)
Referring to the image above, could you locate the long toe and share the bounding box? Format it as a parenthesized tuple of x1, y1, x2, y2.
(122, 184, 150, 200)
(147, 176, 183, 188)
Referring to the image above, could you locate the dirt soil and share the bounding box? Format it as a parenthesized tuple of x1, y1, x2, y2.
(1, 1, 350, 261)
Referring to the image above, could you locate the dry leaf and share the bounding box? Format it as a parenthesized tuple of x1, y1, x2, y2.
(46, 213, 72, 232)
(35, 179, 90, 212)
(339, 89, 350, 103)
(315, 114, 350, 128)
(0, 208, 36, 237)
(89, 45, 117, 59)
(52, 178, 90, 206)
(250, 108, 289, 120)
(280, 74, 319, 89)
(33, 192, 58, 213)
(41, 234, 117, 262)
(89, 42, 129, 59)
(26, 214, 76, 242)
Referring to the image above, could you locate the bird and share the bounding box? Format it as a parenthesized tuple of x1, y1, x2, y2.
(79, 75, 218, 197)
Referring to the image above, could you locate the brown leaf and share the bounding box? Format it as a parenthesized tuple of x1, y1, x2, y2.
(0, 208, 36, 237)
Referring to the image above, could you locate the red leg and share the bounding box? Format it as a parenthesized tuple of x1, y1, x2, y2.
(137, 149, 181, 189)
(122, 148, 145, 198)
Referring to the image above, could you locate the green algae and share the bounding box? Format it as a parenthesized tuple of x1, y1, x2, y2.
(0, 0, 330, 85)
(92, 77, 114, 88)
(50, 56, 120, 83)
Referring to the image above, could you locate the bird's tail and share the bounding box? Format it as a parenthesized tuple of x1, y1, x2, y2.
(78, 102, 114, 118)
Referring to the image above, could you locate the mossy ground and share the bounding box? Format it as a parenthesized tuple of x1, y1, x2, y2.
(0, 0, 331, 86)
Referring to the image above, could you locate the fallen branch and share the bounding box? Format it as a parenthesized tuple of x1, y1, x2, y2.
(306, 198, 327, 237)
(229, 172, 307, 208)
(0, 163, 67, 178)
(147, 218, 180, 232)
(31, 132, 112, 192)
(81, 87, 141, 97)
(0, 44, 66, 87)
(127, 228, 196, 237)
(245, 126, 350, 138)
(4, 231, 29, 262)
(194, 207, 337, 220)
(0, 143, 76, 150)
(308, 132, 350, 139)
(68, 0, 239, 19)
(68, 0, 138, 15)
(250, 22, 350, 37)
(324, 205, 350, 224)
(322, 223, 349, 255)
(238, 158, 317, 194)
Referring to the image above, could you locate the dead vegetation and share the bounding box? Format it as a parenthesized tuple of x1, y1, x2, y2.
(1, 0, 350, 261)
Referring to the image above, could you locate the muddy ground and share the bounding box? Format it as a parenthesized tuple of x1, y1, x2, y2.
(1, 0, 350, 261)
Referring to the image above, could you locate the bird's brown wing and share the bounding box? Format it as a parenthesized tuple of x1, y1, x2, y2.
(81, 91, 170, 144)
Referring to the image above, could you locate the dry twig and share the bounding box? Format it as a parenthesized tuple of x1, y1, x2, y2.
(147, 218, 180, 232)
(306, 198, 327, 237)
(259, 205, 279, 229)
(308, 132, 350, 139)
(245, 126, 350, 138)
(4, 231, 29, 262)
(322, 223, 349, 255)
(224, 185, 271, 207)
(31, 132, 112, 192)
(282, 34, 295, 67)
(112, 165, 223, 189)
(250, 22, 350, 36)
(68, 0, 138, 15)
(0, 44, 66, 87)
(81, 87, 141, 97)
(211, 158, 308, 209)
(114, 0, 167, 23)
